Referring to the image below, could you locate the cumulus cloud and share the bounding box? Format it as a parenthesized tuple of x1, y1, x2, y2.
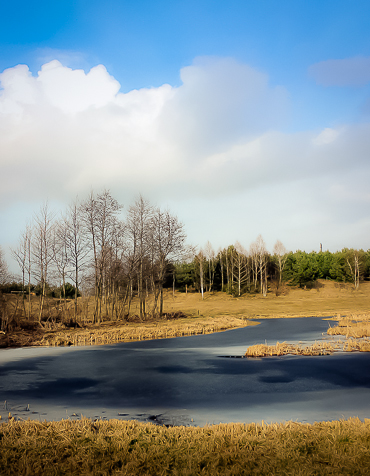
(1, 56, 370, 253)
(0, 57, 291, 204)
(38, 60, 121, 113)
(309, 56, 370, 86)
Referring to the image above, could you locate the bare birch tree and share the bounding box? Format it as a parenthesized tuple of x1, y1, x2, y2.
(11, 226, 32, 319)
(32, 202, 55, 323)
(345, 248, 363, 290)
(126, 196, 153, 320)
(63, 200, 90, 321)
(232, 241, 249, 296)
(273, 240, 288, 285)
(51, 219, 71, 320)
(250, 235, 268, 296)
(204, 241, 215, 293)
(195, 250, 205, 299)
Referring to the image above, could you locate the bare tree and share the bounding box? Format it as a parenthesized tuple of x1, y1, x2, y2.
(273, 240, 288, 285)
(0, 246, 10, 332)
(81, 190, 122, 323)
(204, 241, 215, 293)
(217, 248, 225, 291)
(250, 235, 268, 296)
(345, 248, 363, 290)
(32, 202, 55, 323)
(104, 220, 127, 320)
(126, 196, 153, 320)
(63, 200, 90, 321)
(12, 228, 32, 319)
(195, 250, 205, 299)
(149, 208, 187, 316)
(51, 220, 70, 319)
(0, 246, 9, 285)
(232, 241, 249, 296)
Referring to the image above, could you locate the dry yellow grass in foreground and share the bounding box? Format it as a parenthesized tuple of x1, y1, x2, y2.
(1, 417, 370, 475)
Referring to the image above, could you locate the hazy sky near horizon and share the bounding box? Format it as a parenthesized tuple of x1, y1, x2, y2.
(1, 0, 370, 271)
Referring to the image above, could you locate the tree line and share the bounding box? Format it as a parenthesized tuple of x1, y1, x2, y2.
(174, 239, 370, 297)
(1, 190, 369, 328)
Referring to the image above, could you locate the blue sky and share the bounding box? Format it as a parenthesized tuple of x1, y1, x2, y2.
(1, 0, 370, 272)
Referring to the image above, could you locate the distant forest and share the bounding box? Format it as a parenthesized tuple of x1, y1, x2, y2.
(0, 190, 369, 324)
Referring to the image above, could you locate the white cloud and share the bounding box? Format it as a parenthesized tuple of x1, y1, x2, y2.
(309, 56, 370, 86)
(1, 56, 370, 255)
(38, 60, 121, 114)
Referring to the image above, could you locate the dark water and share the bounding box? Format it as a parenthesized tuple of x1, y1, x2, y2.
(1, 317, 370, 426)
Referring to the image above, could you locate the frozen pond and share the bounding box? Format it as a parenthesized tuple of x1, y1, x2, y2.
(1, 317, 370, 426)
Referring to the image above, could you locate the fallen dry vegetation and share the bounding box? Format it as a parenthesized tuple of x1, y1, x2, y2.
(1, 417, 370, 475)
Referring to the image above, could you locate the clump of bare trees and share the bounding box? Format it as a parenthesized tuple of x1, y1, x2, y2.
(8, 191, 188, 326)
(190, 236, 280, 297)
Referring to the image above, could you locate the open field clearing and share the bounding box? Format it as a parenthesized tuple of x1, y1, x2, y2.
(167, 280, 370, 320)
(1, 417, 370, 475)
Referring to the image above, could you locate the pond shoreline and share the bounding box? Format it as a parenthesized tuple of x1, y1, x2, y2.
(0, 315, 255, 349)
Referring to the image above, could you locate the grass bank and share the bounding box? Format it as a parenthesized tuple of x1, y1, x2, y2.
(0, 315, 253, 348)
(1, 417, 369, 475)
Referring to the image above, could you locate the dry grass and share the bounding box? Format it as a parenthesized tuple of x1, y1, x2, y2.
(327, 313, 370, 338)
(35, 315, 253, 347)
(163, 280, 370, 320)
(245, 341, 341, 357)
(343, 338, 370, 352)
(244, 310, 370, 357)
(1, 417, 370, 475)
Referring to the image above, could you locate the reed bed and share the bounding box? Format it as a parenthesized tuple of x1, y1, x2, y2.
(245, 341, 340, 357)
(327, 313, 370, 338)
(35, 316, 252, 347)
(343, 338, 370, 352)
(245, 313, 370, 357)
(1, 417, 369, 475)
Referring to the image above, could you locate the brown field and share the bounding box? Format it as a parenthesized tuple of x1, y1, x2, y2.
(1, 417, 370, 475)
(160, 280, 370, 319)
